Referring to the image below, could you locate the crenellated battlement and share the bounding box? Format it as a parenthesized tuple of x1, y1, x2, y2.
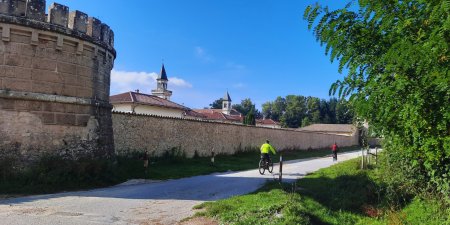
(0, 0, 117, 163)
(0, 0, 114, 54)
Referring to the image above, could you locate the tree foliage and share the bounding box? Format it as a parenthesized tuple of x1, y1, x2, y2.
(305, 0, 450, 196)
(233, 98, 262, 119)
(232, 98, 254, 116)
(262, 96, 353, 128)
(244, 108, 256, 126)
(209, 98, 223, 109)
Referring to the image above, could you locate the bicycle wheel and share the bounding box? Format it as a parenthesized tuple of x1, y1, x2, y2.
(259, 159, 265, 175)
(268, 161, 274, 173)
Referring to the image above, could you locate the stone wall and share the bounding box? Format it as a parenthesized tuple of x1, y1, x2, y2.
(113, 113, 359, 157)
(0, 1, 115, 163)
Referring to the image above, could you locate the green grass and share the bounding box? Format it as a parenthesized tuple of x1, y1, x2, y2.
(195, 158, 450, 225)
(0, 146, 359, 195)
(145, 146, 360, 180)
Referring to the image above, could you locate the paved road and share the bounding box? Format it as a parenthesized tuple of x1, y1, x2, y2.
(0, 151, 362, 225)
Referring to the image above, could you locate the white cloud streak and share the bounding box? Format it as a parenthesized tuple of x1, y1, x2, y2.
(169, 77, 193, 88)
(226, 62, 246, 70)
(111, 70, 192, 95)
(233, 83, 245, 88)
(194, 46, 214, 63)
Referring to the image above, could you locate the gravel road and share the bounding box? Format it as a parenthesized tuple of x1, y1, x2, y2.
(0, 151, 362, 225)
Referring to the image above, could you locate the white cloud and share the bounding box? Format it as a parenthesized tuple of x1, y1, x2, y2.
(194, 46, 214, 63)
(111, 70, 157, 94)
(233, 83, 245, 88)
(111, 70, 192, 95)
(169, 77, 193, 88)
(226, 62, 246, 70)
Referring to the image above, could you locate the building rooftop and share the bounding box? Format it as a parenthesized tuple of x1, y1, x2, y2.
(223, 91, 231, 101)
(256, 118, 280, 126)
(193, 109, 242, 122)
(110, 91, 187, 110)
(298, 124, 356, 134)
(158, 64, 168, 80)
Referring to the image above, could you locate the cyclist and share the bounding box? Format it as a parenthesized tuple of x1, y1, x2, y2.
(260, 140, 277, 164)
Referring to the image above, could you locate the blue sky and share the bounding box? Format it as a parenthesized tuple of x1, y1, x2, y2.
(54, 0, 348, 109)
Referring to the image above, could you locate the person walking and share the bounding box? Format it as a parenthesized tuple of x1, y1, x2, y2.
(331, 142, 338, 161)
(142, 151, 149, 174)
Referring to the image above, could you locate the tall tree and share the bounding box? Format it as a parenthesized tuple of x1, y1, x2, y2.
(319, 99, 332, 123)
(280, 95, 307, 128)
(327, 98, 338, 124)
(301, 117, 311, 127)
(271, 97, 286, 121)
(306, 97, 321, 124)
(209, 98, 223, 109)
(244, 107, 256, 125)
(305, 1, 450, 195)
(233, 98, 254, 116)
(261, 101, 273, 119)
(335, 99, 354, 124)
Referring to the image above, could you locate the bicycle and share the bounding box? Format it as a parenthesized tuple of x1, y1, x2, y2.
(259, 155, 274, 175)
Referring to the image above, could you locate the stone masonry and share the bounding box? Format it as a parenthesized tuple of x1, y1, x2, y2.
(0, 1, 116, 163)
(113, 113, 359, 157)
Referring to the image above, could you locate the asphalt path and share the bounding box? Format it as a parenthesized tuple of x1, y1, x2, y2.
(0, 150, 362, 225)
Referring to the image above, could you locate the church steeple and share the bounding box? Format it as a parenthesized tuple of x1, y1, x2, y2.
(152, 64, 172, 100)
(159, 64, 168, 80)
(222, 91, 232, 115)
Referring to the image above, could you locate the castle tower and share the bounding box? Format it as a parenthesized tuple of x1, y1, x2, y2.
(151, 64, 172, 100)
(222, 91, 232, 115)
(0, 1, 116, 164)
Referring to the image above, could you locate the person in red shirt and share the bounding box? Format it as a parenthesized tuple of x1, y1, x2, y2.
(331, 142, 338, 161)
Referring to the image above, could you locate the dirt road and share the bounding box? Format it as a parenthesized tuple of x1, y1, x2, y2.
(0, 151, 361, 225)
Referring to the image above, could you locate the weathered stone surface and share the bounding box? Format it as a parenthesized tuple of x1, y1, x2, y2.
(0, 0, 27, 17)
(100, 23, 110, 45)
(87, 17, 101, 40)
(68, 10, 88, 33)
(0, 1, 9, 14)
(0, 7, 116, 165)
(112, 113, 359, 157)
(26, 0, 46, 21)
(48, 2, 69, 27)
(0, 109, 112, 162)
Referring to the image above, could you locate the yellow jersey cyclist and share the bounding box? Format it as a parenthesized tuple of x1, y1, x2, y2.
(260, 140, 277, 164)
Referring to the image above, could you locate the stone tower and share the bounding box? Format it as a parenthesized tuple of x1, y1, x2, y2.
(151, 64, 172, 100)
(222, 91, 231, 115)
(0, 1, 116, 163)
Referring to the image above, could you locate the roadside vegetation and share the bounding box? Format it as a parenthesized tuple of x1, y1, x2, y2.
(304, 0, 450, 200)
(0, 146, 359, 195)
(194, 157, 450, 225)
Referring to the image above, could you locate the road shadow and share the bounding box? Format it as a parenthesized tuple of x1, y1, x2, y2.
(0, 171, 296, 205)
(0, 152, 363, 206)
(296, 173, 383, 216)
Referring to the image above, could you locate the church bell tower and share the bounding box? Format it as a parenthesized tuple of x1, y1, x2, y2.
(152, 64, 173, 100)
(222, 91, 232, 115)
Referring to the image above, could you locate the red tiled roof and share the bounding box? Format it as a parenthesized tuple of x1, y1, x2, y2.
(184, 110, 207, 118)
(110, 92, 188, 111)
(256, 119, 279, 125)
(193, 109, 242, 122)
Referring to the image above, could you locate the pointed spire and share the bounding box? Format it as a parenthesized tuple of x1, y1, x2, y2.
(223, 91, 231, 102)
(158, 63, 168, 80)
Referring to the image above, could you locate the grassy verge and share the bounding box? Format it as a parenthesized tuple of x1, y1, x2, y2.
(0, 146, 359, 195)
(145, 146, 360, 180)
(194, 158, 449, 225)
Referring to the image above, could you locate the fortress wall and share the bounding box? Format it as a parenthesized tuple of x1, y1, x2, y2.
(113, 113, 359, 157)
(0, 1, 115, 162)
